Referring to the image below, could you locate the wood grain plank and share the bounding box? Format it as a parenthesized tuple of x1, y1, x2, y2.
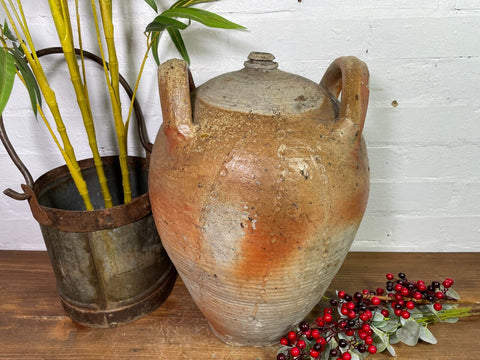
(1, 251, 479, 359)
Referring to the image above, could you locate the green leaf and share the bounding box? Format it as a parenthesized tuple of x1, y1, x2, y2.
(145, 15, 189, 32)
(151, 32, 161, 66)
(167, 26, 190, 64)
(441, 317, 459, 323)
(0, 49, 16, 116)
(161, 7, 245, 29)
(372, 311, 385, 322)
(9, 48, 41, 116)
(371, 324, 389, 353)
(396, 319, 420, 346)
(3, 21, 17, 41)
(386, 341, 397, 357)
(171, 0, 218, 8)
(144, 0, 158, 13)
(419, 325, 437, 344)
(389, 333, 401, 345)
(446, 287, 460, 300)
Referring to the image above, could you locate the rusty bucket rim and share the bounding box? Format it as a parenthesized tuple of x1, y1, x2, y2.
(26, 156, 151, 233)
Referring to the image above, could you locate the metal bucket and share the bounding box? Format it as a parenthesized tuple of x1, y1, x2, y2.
(0, 48, 175, 327)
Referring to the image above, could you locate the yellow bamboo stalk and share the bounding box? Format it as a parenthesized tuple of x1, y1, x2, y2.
(15, 68, 93, 210)
(48, 0, 113, 208)
(91, 0, 131, 203)
(2, 0, 93, 210)
(38, 105, 93, 210)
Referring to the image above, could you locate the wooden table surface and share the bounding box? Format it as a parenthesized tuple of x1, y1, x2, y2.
(0, 251, 479, 359)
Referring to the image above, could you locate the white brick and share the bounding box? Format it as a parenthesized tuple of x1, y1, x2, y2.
(367, 17, 480, 58)
(365, 105, 480, 146)
(354, 215, 480, 251)
(366, 182, 456, 215)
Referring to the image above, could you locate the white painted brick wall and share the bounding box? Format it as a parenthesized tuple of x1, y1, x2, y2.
(1, 0, 479, 251)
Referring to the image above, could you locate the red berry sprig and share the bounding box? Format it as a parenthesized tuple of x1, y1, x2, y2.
(276, 272, 460, 360)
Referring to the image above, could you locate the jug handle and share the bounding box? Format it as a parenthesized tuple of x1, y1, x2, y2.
(320, 56, 369, 138)
(158, 59, 196, 147)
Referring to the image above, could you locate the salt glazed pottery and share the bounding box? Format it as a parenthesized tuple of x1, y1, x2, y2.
(149, 52, 370, 346)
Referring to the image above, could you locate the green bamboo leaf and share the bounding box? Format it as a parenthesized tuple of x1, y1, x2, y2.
(13, 56, 41, 117)
(145, 15, 189, 32)
(171, 0, 218, 8)
(0, 49, 16, 116)
(151, 32, 161, 66)
(3, 21, 17, 41)
(161, 7, 245, 29)
(9, 47, 42, 116)
(144, 0, 158, 13)
(167, 26, 190, 64)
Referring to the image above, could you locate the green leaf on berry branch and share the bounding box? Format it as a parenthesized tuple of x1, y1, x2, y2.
(396, 319, 420, 346)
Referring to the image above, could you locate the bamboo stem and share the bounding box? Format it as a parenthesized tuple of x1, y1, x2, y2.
(48, 0, 113, 208)
(92, 0, 131, 203)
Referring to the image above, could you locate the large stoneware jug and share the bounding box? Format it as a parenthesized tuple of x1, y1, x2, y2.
(149, 52, 370, 346)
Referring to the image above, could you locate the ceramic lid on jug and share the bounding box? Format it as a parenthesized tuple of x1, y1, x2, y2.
(194, 52, 328, 116)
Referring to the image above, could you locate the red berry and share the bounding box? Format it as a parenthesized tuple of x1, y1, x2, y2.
(386, 273, 394, 280)
(316, 337, 326, 345)
(297, 340, 306, 349)
(316, 317, 325, 326)
(345, 329, 355, 337)
(394, 309, 402, 317)
(290, 347, 300, 357)
(280, 337, 289, 345)
(362, 323, 371, 333)
(395, 293, 403, 301)
(371, 296, 381, 306)
(381, 309, 389, 317)
(288, 331, 297, 340)
(324, 307, 333, 315)
(342, 352, 352, 360)
(340, 307, 349, 315)
(347, 302, 356, 310)
(347, 310, 356, 319)
(413, 291, 423, 300)
(338, 290, 346, 298)
(443, 280, 453, 288)
(406, 301, 415, 310)
(401, 287, 410, 296)
(376, 287, 385, 295)
(394, 284, 403, 292)
(434, 303, 443, 311)
(368, 345, 377, 354)
(435, 291, 444, 299)
(401, 310, 410, 319)
(360, 313, 369, 322)
(365, 336, 373, 345)
(324, 314, 333, 322)
(358, 330, 367, 339)
(310, 349, 320, 358)
(311, 328, 320, 339)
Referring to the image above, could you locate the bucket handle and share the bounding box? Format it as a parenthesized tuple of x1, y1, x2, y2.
(0, 47, 151, 201)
